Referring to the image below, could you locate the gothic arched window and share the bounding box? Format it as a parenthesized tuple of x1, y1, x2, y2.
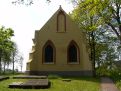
(67, 41, 80, 63)
(45, 45, 53, 62)
(43, 40, 55, 63)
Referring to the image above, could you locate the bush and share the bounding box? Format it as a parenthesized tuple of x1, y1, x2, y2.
(96, 67, 110, 77)
(96, 66, 121, 79)
(110, 69, 121, 81)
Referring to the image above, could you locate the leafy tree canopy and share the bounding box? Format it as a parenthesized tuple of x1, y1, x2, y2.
(0, 26, 14, 73)
(12, 0, 51, 5)
(72, 0, 121, 42)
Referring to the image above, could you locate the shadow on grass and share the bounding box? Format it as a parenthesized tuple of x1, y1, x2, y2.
(63, 76, 99, 83)
(48, 74, 100, 83)
(2, 74, 100, 84)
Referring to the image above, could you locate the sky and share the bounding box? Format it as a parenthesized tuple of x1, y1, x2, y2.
(0, 0, 73, 71)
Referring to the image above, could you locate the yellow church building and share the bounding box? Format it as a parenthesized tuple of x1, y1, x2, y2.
(26, 6, 93, 76)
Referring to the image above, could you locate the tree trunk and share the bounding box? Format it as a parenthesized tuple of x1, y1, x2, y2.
(89, 16, 96, 77)
(91, 31, 96, 77)
(21, 65, 22, 72)
(0, 57, 1, 74)
(3, 62, 5, 74)
(0, 50, 2, 74)
(13, 60, 14, 74)
(119, 36, 121, 44)
(12, 52, 15, 74)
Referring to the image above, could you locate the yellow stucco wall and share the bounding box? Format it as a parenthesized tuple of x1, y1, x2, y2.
(26, 7, 92, 73)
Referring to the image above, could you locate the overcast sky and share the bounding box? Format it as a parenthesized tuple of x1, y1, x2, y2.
(0, 0, 73, 71)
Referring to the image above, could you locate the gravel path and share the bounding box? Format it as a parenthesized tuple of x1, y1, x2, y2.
(101, 77, 119, 91)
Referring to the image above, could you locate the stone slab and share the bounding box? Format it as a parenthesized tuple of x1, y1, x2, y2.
(62, 79, 71, 82)
(0, 76, 9, 81)
(13, 75, 47, 79)
(9, 79, 50, 89)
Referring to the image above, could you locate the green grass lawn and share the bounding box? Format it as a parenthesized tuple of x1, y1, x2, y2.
(0, 76, 100, 91)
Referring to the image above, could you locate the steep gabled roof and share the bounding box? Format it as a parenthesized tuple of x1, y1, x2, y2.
(38, 5, 66, 31)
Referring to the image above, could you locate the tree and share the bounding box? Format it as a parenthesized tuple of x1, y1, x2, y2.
(2, 49, 11, 74)
(117, 46, 121, 60)
(70, 0, 120, 76)
(71, 2, 100, 76)
(19, 55, 24, 72)
(0, 26, 14, 74)
(11, 43, 18, 74)
(12, 0, 51, 5)
(11, 42, 24, 74)
(72, 0, 121, 43)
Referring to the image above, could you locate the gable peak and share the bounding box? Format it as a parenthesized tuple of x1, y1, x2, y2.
(59, 5, 62, 9)
(58, 5, 65, 14)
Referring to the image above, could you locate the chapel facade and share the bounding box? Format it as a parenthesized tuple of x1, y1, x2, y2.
(26, 6, 93, 76)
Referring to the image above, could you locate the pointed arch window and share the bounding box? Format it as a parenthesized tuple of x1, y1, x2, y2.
(43, 40, 55, 64)
(67, 41, 80, 63)
(45, 45, 53, 62)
